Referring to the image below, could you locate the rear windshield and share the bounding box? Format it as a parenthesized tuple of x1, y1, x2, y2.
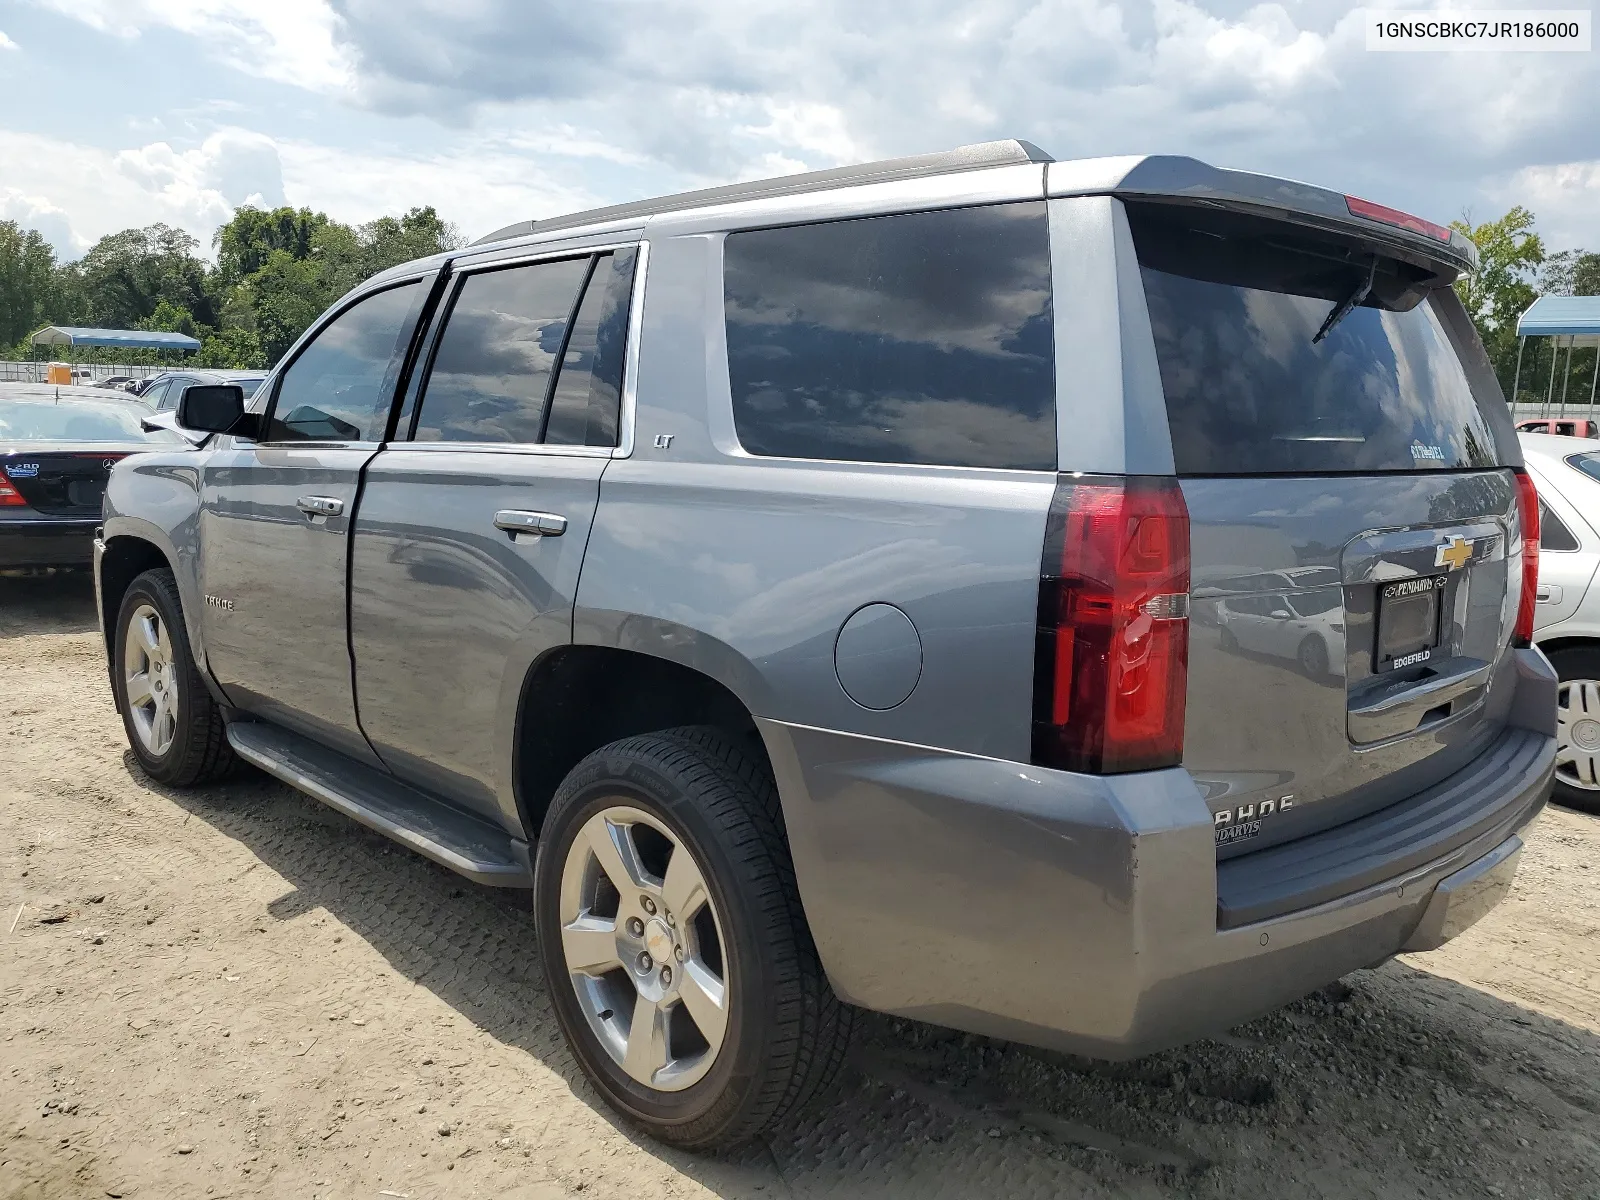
(1128, 203, 1498, 475)
(0, 398, 180, 443)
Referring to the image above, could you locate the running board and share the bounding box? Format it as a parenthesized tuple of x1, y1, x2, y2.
(226, 722, 533, 887)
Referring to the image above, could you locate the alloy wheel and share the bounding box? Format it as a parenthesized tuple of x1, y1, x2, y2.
(123, 602, 179, 757)
(558, 805, 730, 1091)
(1556, 678, 1600, 791)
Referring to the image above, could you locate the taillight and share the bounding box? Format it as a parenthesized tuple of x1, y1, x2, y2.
(1344, 194, 1453, 243)
(0, 470, 26, 507)
(1032, 476, 1191, 774)
(1513, 469, 1540, 647)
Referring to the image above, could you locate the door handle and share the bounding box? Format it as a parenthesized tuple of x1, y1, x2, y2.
(296, 495, 344, 517)
(1537, 584, 1562, 603)
(494, 510, 567, 538)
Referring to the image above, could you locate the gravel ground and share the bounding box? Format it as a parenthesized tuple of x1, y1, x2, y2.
(2, 574, 1598, 1200)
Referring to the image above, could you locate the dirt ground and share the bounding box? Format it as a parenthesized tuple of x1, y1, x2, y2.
(2, 575, 1597, 1200)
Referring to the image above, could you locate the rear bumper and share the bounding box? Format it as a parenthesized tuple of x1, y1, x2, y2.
(763, 650, 1554, 1059)
(0, 516, 99, 568)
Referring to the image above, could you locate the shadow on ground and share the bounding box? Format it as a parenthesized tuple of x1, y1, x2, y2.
(126, 749, 1600, 1199)
(0, 574, 99, 638)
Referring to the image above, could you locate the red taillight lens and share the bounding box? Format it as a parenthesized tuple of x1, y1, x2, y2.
(1513, 469, 1540, 647)
(1344, 195, 1453, 243)
(0, 470, 26, 507)
(1032, 476, 1191, 774)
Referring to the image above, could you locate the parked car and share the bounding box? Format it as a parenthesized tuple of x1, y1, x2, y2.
(94, 141, 1555, 1150)
(1515, 431, 1600, 813)
(95, 375, 141, 392)
(1215, 567, 1345, 677)
(1517, 417, 1600, 438)
(137, 369, 269, 412)
(0, 384, 182, 571)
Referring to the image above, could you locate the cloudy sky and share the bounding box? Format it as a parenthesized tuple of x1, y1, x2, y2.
(0, 0, 1595, 261)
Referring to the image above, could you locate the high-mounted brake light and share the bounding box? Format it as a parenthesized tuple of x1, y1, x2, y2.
(1032, 476, 1191, 775)
(1344, 195, 1453, 244)
(1513, 470, 1540, 648)
(0, 469, 26, 507)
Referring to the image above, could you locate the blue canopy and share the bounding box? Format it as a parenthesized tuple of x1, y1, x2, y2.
(29, 326, 201, 351)
(1517, 296, 1600, 341)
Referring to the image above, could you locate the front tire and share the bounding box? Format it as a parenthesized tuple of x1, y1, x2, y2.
(1548, 645, 1600, 814)
(1298, 634, 1329, 678)
(111, 568, 237, 786)
(533, 727, 851, 1150)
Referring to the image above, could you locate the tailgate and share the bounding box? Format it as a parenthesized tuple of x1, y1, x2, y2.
(1124, 199, 1525, 855)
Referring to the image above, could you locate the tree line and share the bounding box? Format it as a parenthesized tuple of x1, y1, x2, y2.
(1451, 211, 1599, 406)
(0, 206, 464, 368)
(0, 199, 1596, 392)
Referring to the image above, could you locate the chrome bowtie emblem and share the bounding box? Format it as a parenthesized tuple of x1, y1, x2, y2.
(1435, 535, 1472, 571)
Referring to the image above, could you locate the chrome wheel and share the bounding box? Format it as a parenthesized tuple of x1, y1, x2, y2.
(1556, 678, 1600, 791)
(123, 602, 179, 757)
(558, 805, 730, 1092)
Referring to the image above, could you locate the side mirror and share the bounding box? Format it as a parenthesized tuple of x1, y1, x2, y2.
(1271, 609, 1292, 620)
(176, 384, 253, 436)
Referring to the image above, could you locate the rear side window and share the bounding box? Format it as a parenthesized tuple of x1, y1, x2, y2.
(1129, 203, 1498, 476)
(1540, 501, 1581, 552)
(724, 202, 1054, 470)
(1566, 452, 1600, 483)
(415, 249, 635, 446)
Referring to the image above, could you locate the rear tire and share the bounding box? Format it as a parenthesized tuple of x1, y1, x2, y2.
(533, 726, 852, 1150)
(1547, 645, 1600, 814)
(111, 568, 237, 786)
(1298, 634, 1329, 678)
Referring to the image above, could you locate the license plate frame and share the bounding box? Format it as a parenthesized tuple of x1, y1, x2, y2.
(1374, 573, 1447, 672)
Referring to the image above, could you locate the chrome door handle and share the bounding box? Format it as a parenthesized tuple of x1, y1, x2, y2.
(494, 510, 567, 537)
(1537, 584, 1561, 603)
(296, 495, 344, 517)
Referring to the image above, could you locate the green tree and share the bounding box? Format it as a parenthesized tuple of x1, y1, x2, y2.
(213, 206, 327, 284)
(139, 297, 200, 338)
(1542, 249, 1600, 297)
(194, 326, 266, 369)
(248, 249, 332, 364)
(1451, 207, 1546, 397)
(0, 220, 61, 347)
(77, 223, 218, 330)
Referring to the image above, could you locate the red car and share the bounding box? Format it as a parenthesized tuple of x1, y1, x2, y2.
(1516, 418, 1600, 438)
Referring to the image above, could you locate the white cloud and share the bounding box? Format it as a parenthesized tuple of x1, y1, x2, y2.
(28, 0, 353, 92)
(1492, 160, 1600, 253)
(0, 30, 19, 51)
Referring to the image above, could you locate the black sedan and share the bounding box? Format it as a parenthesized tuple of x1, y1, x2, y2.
(0, 384, 184, 572)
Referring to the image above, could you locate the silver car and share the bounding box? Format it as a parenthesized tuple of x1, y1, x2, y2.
(94, 140, 1555, 1149)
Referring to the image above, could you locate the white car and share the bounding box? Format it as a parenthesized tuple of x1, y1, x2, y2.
(1215, 566, 1344, 677)
(1519, 431, 1600, 813)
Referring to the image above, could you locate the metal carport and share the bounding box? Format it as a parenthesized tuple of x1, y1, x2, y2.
(29, 327, 202, 353)
(1512, 296, 1600, 416)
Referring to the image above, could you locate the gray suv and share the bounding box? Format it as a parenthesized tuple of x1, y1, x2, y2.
(94, 140, 1556, 1150)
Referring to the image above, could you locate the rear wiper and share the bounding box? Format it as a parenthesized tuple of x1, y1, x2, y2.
(1312, 258, 1377, 344)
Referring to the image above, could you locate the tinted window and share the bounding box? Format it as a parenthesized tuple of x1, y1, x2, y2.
(1130, 204, 1499, 476)
(415, 257, 590, 443)
(141, 380, 171, 409)
(724, 203, 1055, 469)
(266, 282, 424, 442)
(544, 249, 637, 447)
(1290, 591, 1342, 616)
(1567, 452, 1600, 483)
(1541, 501, 1581, 552)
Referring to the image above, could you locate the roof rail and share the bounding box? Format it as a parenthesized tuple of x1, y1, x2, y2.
(471, 138, 1054, 247)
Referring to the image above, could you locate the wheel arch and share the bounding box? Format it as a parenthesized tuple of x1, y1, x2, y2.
(512, 644, 774, 844)
(97, 533, 176, 661)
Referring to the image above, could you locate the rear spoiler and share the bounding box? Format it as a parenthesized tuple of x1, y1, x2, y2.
(1048, 156, 1476, 283)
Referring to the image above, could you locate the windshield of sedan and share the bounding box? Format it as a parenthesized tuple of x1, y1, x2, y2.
(0, 398, 182, 443)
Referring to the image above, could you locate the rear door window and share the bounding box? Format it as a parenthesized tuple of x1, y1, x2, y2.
(724, 202, 1055, 470)
(414, 250, 635, 446)
(1129, 202, 1499, 476)
(1540, 500, 1581, 552)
